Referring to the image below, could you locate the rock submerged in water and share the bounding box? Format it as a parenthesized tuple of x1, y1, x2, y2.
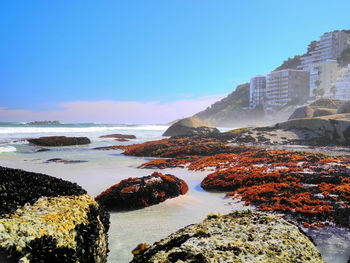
(36, 148, 50, 152)
(131, 211, 324, 263)
(0, 166, 109, 263)
(163, 117, 220, 137)
(46, 158, 88, 164)
(99, 134, 136, 139)
(28, 136, 91, 146)
(95, 172, 188, 210)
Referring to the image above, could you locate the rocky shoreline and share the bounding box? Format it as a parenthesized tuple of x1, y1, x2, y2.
(3, 116, 350, 262)
(115, 137, 350, 229)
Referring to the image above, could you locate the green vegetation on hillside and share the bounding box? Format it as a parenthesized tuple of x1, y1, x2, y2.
(273, 55, 302, 71)
(338, 47, 350, 67)
(195, 83, 249, 117)
(193, 83, 251, 126)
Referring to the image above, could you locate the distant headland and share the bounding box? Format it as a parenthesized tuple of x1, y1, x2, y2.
(28, 120, 61, 125)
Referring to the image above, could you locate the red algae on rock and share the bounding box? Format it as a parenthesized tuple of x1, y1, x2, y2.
(126, 138, 350, 228)
(120, 137, 246, 157)
(95, 172, 188, 211)
(198, 150, 350, 228)
(113, 136, 350, 228)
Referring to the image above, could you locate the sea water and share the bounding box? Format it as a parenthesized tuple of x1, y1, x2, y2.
(0, 123, 349, 262)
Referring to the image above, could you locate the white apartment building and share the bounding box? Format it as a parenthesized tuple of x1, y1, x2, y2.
(334, 64, 350, 100)
(266, 69, 310, 109)
(309, 60, 340, 96)
(249, 75, 266, 109)
(300, 31, 350, 71)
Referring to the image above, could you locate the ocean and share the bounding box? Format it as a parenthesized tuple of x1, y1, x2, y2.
(0, 122, 349, 262)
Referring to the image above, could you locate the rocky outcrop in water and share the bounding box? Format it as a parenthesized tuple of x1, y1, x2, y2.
(95, 172, 188, 210)
(28, 136, 91, 146)
(36, 148, 50, 152)
(131, 211, 324, 263)
(46, 158, 88, 164)
(163, 117, 220, 137)
(28, 120, 61, 125)
(99, 134, 136, 139)
(0, 166, 109, 263)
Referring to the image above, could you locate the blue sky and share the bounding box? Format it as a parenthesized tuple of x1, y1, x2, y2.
(1, 0, 350, 123)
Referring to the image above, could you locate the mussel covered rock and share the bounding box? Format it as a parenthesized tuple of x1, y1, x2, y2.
(0, 166, 109, 263)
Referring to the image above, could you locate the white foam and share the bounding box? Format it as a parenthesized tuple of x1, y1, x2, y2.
(0, 125, 169, 134)
(0, 146, 16, 153)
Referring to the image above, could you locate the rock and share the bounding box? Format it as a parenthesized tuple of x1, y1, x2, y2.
(99, 134, 136, 139)
(0, 166, 109, 263)
(113, 138, 237, 157)
(337, 101, 350, 114)
(309, 98, 345, 109)
(276, 113, 350, 145)
(95, 172, 188, 210)
(46, 158, 88, 164)
(313, 108, 337, 117)
(36, 148, 50, 152)
(115, 138, 129, 142)
(28, 136, 91, 146)
(289, 99, 345, 120)
(163, 117, 220, 137)
(131, 211, 324, 263)
(94, 145, 122, 151)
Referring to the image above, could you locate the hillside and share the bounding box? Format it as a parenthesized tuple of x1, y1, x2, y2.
(273, 55, 302, 71)
(193, 83, 255, 127)
(192, 29, 350, 128)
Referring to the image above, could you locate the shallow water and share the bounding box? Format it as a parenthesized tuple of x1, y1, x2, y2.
(0, 123, 349, 262)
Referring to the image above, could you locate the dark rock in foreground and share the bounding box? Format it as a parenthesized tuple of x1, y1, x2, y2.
(0, 166, 109, 263)
(28, 136, 91, 146)
(95, 172, 188, 210)
(131, 211, 324, 263)
(163, 117, 220, 137)
(100, 134, 136, 139)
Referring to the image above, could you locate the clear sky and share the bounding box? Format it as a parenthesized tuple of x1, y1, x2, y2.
(1, 0, 350, 123)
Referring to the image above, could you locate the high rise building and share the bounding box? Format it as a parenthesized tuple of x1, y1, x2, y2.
(334, 64, 350, 100)
(266, 69, 310, 109)
(309, 60, 340, 96)
(300, 31, 350, 71)
(249, 75, 266, 109)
